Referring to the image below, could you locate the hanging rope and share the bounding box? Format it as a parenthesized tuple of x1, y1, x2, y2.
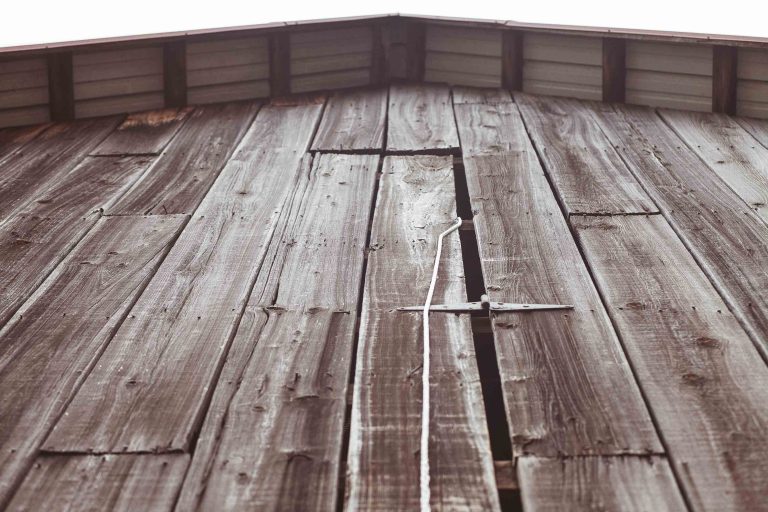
(420, 217, 463, 512)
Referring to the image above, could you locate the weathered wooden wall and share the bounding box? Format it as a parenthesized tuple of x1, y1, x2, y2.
(0, 57, 50, 128)
(523, 33, 603, 100)
(738, 48, 768, 118)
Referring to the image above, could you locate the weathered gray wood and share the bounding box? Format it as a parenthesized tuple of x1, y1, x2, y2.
(574, 214, 768, 511)
(462, 102, 660, 457)
(453, 91, 519, 155)
(311, 88, 387, 152)
(386, 84, 460, 153)
(7, 454, 189, 512)
(0, 123, 49, 165)
(0, 156, 156, 329)
(178, 154, 378, 511)
(518, 456, 687, 512)
(660, 109, 768, 222)
(514, 92, 657, 215)
(346, 156, 500, 510)
(91, 107, 192, 156)
(0, 215, 186, 507)
(736, 116, 768, 149)
(45, 102, 324, 453)
(592, 102, 768, 360)
(0, 117, 121, 222)
(107, 101, 260, 215)
(452, 87, 513, 105)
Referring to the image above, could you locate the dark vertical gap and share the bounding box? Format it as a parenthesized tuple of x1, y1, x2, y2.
(498, 489, 525, 512)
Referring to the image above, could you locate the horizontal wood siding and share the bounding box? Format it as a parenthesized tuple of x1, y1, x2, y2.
(73, 47, 164, 118)
(523, 33, 602, 100)
(737, 48, 768, 119)
(290, 27, 373, 93)
(0, 57, 50, 128)
(186, 37, 270, 105)
(424, 25, 501, 88)
(626, 41, 713, 111)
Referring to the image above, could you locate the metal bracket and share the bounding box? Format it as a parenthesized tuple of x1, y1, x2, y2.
(397, 294, 573, 313)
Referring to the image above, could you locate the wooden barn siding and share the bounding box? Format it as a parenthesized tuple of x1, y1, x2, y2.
(289, 26, 373, 93)
(522, 33, 603, 100)
(424, 25, 502, 88)
(737, 48, 768, 119)
(0, 57, 50, 128)
(625, 41, 713, 111)
(186, 36, 270, 105)
(72, 46, 165, 118)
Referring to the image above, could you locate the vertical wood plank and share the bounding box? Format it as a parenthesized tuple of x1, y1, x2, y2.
(269, 32, 291, 96)
(501, 30, 523, 90)
(163, 40, 187, 108)
(371, 22, 387, 86)
(602, 38, 626, 103)
(386, 83, 459, 153)
(311, 88, 387, 152)
(713, 45, 737, 114)
(47, 52, 74, 122)
(405, 21, 426, 82)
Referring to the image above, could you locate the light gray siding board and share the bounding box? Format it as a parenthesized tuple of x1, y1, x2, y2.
(290, 34, 372, 60)
(425, 69, 500, 88)
(424, 25, 501, 88)
(74, 75, 164, 101)
(0, 87, 49, 110)
(187, 64, 269, 88)
(738, 48, 768, 119)
(291, 69, 370, 94)
(187, 36, 268, 55)
(75, 92, 165, 119)
(0, 57, 49, 128)
(187, 81, 270, 104)
(186, 50, 268, 71)
(426, 25, 502, 57)
(292, 52, 371, 76)
(626, 90, 711, 112)
(524, 32, 602, 65)
(0, 105, 49, 129)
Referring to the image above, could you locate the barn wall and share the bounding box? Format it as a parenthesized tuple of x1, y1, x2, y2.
(522, 33, 602, 100)
(737, 48, 768, 119)
(0, 57, 50, 128)
(424, 25, 502, 88)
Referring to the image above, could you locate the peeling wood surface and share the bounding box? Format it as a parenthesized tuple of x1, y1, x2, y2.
(311, 88, 387, 152)
(514, 92, 657, 215)
(386, 84, 460, 153)
(575, 214, 768, 511)
(346, 155, 499, 510)
(178, 154, 378, 511)
(518, 456, 687, 512)
(91, 107, 192, 156)
(7, 454, 189, 512)
(0, 215, 185, 507)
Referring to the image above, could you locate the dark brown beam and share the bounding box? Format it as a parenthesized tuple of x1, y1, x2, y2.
(502, 30, 523, 90)
(405, 21, 426, 82)
(370, 22, 387, 86)
(713, 45, 738, 114)
(47, 52, 74, 121)
(163, 41, 187, 108)
(602, 38, 626, 103)
(269, 32, 291, 97)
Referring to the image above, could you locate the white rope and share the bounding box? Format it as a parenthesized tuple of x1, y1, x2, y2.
(420, 217, 463, 512)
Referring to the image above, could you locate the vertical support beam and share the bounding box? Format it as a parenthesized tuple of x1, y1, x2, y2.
(371, 21, 387, 86)
(405, 21, 426, 82)
(602, 38, 626, 103)
(501, 30, 523, 91)
(47, 52, 74, 121)
(163, 41, 187, 108)
(713, 45, 738, 114)
(269, 31, 291, 97)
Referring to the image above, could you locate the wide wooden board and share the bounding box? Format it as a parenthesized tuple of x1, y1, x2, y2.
(311, 88, 387, 152)
(452, 87, 513, 104)
(736, 116, 768, 149)
(592, 102, 768, 360)
(518, 456, 687, 512)
(514, 92, 657, 215)
(106, 102, 260, 215)
(0, 123, 49, 165)
(346, 156, 499, 510)
(660, 109, 768, 223)
(574, 214, 768, 511)
(386, 84, 460, 153)
(91, 107, 192, 156)
(44, 102, 324, 453)
(177, 154, 378, 511)
(454, 100, 521, 155)
(7, 454, 189, 512)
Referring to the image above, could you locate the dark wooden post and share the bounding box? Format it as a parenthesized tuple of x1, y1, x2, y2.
(269, 32, 291, 97)
(501, 30, 523, 91)
(405, 21, 426, 82)
(712, 45, 738, 114)
(602, 38, 626, 103)
(370, 22, 387, 86)
(47, 52, 74, 121)
(163, 41, 187, 108)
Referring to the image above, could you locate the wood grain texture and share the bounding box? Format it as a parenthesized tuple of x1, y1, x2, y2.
(386, 84, 459, 153)
(346, 156, 499, 511)
(453, 92, 519, 155)
(0, 215, 186, 507)
(592, 102, 768, 360)
(45, 102, 324, 453)
(91, 107, 192, 156)
(736, 115, 768, 149)
(311, 88, 387, 152)
(106, 101, 259, 215)
(452, 87, 513, 105)
(178, 154, 378, 511)
(7, 454, 189, 512)
(514, 92, 657, 215)
(0, 117, 121, 222)
(660, 109, 768, 223)
(518, 456, 687, 512)
(0, 156, 156, 330)
(574, 214, 768, 511)
(0, 123, 50, 164)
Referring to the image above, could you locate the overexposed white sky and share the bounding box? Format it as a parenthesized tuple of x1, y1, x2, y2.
(2, 0, 765, 49)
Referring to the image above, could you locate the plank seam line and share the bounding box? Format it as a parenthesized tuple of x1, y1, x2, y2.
(568, 211, 662, 217)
